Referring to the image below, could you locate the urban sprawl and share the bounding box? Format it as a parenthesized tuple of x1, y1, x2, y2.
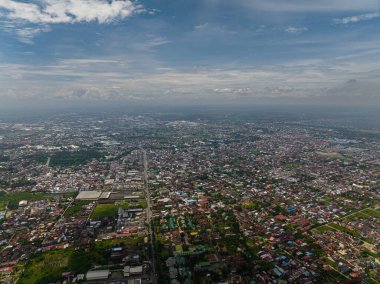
(0, 111, 379, 284)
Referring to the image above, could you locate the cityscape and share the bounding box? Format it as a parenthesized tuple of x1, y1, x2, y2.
(1, 0, 380, 283)
(0, 108, 379, 283)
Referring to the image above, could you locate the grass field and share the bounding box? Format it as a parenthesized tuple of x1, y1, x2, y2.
(315, 151, 347, 160)
(19, 249, 72, 284)
(95, 237, 143, 250)
(29, 149, 103, 167)
(329, 223, 361, 238)
(64, 200, 91, 216)
(0, 201, 6, 211)
(314, 225, 337, 234)
(345, 211, 372, 220)
(0, 192, 50, 209)
(361, 208, 380, 218)
(343, 208, 380, 221)
(19, 247, 99, 283)
(91, 204, 119, 219)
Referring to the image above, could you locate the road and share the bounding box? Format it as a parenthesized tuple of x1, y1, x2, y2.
(45, 156, 51, 167)
(143, 149, 157, 284)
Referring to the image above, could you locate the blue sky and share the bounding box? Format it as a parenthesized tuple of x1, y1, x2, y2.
(0, 0, 380, 105)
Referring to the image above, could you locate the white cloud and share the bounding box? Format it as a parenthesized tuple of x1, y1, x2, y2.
(15, 26, 51, 44)
(244, 0, 380, 12)
(0, 0, 143, 43)
(334, 13, 380, 24)
(0, 0, 142, 24)
(212, 87, 255, 95)
(194, 23, 209, 30)
(1, 53, 380, 103)
(285, 26, 308, 34)
(130, 36, 170, 51)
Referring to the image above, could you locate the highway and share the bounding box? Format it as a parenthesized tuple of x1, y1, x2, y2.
(143, 149, 157, 284)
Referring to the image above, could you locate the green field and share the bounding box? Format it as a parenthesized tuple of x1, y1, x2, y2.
(315, 151, 347, 160)
(94, 237, 143, 250)
(30, 149, 104, 167)
(19, 249, 72, 284)
(344, 208, 380, 221)
(314, 225, 337, 234)
(91, 204, 119, 219)
(362, 208, 380, 218)
(0, 192, 50, 209)
(19, 248, 97, 283)
(0, 201, 6, 211)
(64, 200, 91, 216)
(137, 200, 147, 209)
(329, 223, 361, 238)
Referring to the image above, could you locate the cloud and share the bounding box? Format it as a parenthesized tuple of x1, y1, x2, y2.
(1, 51, 380, 104)
(284, 26, 308, 34)
(130, 36, 170, 51)
(212, 88, 256, 96)
(243, 0, 380, 13)
(0, 0, 142, 24)
(0, 0, 143, 43)
(194, 23, 209, 30)
(15, 26, 51, 44)
(334, 13, 380, 24)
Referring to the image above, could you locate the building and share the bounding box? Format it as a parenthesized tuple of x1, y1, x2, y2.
(76, 191, 102, 201)
(18, 200, 28, 207)
(123, 265, 143, 277)
(86, 269, 110, 281)
(128, 279, 142, 284)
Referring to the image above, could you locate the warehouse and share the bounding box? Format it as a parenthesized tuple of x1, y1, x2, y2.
(76, 191, 102, 201)
(86, 269, 110, 281)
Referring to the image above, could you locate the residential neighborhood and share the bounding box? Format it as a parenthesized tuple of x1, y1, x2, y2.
(0, 111, 379, 283)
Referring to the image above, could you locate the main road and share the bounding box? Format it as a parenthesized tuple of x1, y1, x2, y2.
(143, 149, 157, 284)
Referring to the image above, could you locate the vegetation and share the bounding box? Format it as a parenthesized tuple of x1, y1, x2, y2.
(64, 200, 91, 216)
(329, 223, 361, 238)
(19, 237, 144, 283)
(242, 202, 258, 210)
(0, 178, 36, 189)
(10, 178, 36, 189)
(361, 208, 380, 218)
(30, 149, 103, 167)
(0, 202, 6, 211)
(0, 192, 50, 209)
(314, 225, 336, 233)
(94, 237, 143, 250)
(345, 211, 373, 220)
(91, 204, 119, 219)
(19, 249, 72, 284)
(67, 249, 93, 274)
(0, 155, 10, 162)
(315, 151, 347, 160)
(137, 200, 147, 209)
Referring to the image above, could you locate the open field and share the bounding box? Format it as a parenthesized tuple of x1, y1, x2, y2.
(64, 200, 91, 216)
(328, 223, 361, 238)
(29, 149, 104, 167)
(361, 208, 380, 218)
(314, 224, 337, 234)
(91, 204, 119, 219)
(0, 201, 6, 211)
(19, 249, 72, 284)
(95, 237, 144, 250)
(315, 151, 347, 160)
(0, 192, 50, 209)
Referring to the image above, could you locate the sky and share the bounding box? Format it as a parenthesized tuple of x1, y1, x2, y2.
(0, 0, 380, 106)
